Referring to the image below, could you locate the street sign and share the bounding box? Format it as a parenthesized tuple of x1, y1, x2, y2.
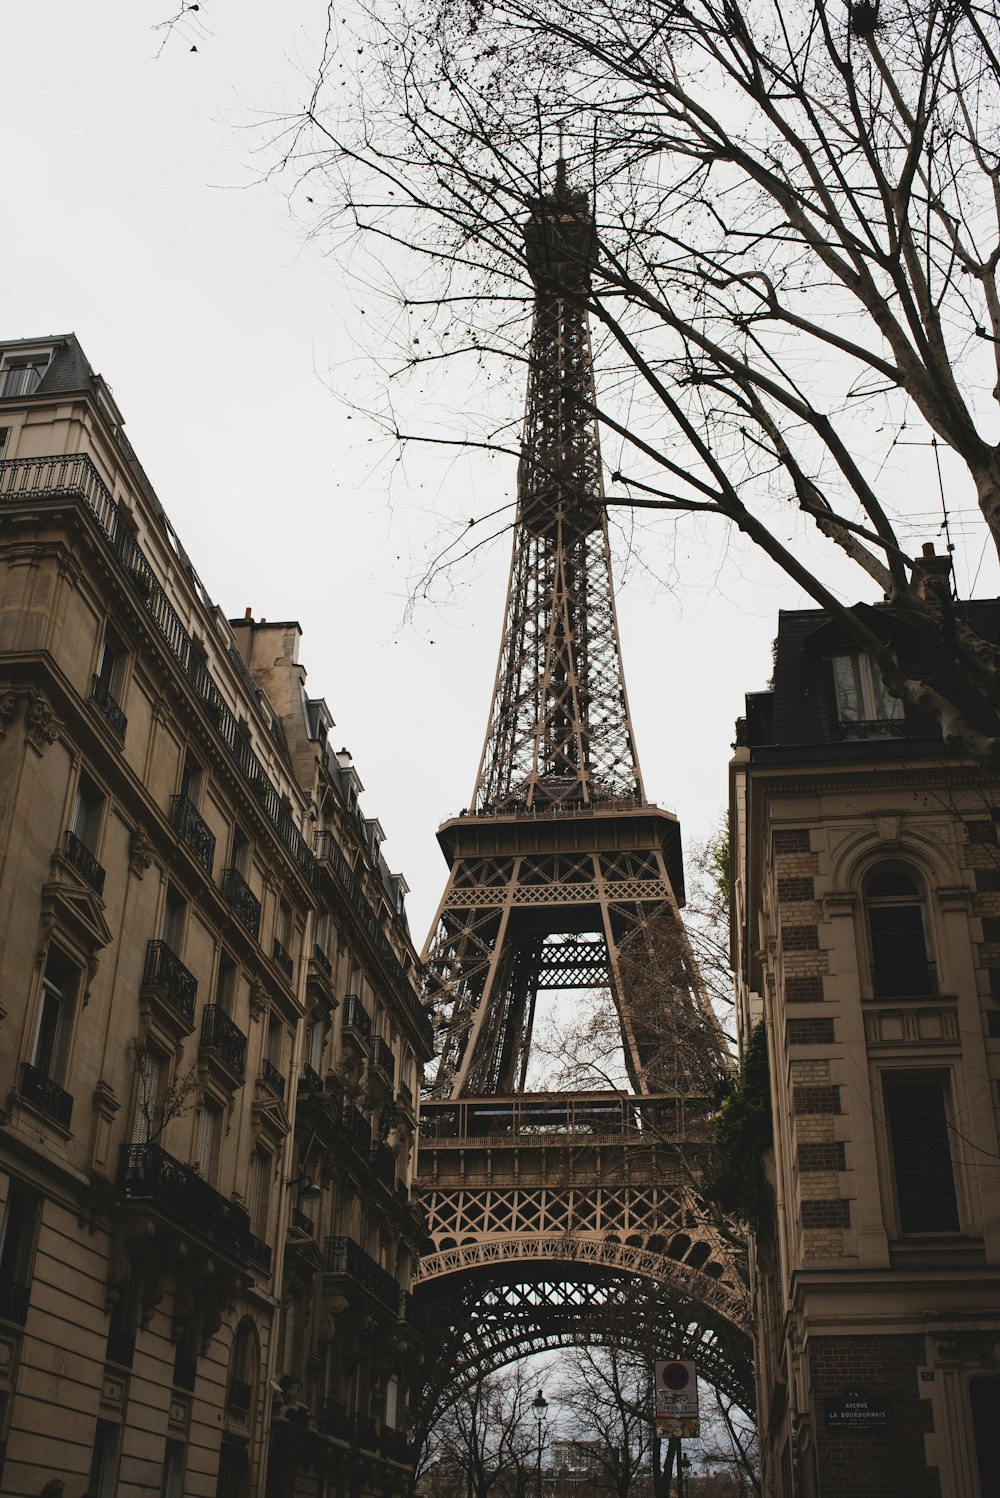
(824, 1387, 891, 1433)
(654, 1361, 700, 1439)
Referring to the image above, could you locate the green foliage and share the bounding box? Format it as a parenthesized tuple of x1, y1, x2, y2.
(705, 813, 732, 918)
(703, 1022, 773, 1232)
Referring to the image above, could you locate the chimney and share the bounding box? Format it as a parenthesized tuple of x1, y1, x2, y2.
(913, 542, 953, 604)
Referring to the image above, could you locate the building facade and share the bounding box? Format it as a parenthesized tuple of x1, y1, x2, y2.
(730, 590, 1000, 1498)
(0, 335, 432, 1497)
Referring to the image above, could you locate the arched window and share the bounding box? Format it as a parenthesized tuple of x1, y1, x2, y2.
(865, 867, 935, 998)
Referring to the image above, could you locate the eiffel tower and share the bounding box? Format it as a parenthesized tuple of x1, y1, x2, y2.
(413, 166, 751, 1428)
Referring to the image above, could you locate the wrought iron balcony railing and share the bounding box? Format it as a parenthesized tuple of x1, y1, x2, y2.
(221, 867, 260, 939)
(20, 1062, 73, 1129)
(371, 1141, 397, 1189)
(318, 1397, 351, 1441)
(290, 1207, 315, 1237)
(399, 1078, 414, 1109)
(261, 1058, 285, 1100)
(381, 1428, 411, 1464)
(352, 1412, 379, 1452)
(342, 994, 372, 1046)
(371, 1037, 395, 1083)
(343, 1105, 371, 1153)
(871, 957, 938, 1000)
(64, 829, 105, 896)
(246, 1233, 273, 1274)
(200, 1004, 248, 1081)
(119, 1142, 253, 1262)
(142, 938, 197, 1026)
(170, 794, 216, 876)
(312, 943, 332, 976)
(0, 1275, 29, 1326)
(299, 1062, 324, 1094)
(90, 674, 127, 741)
(272, 938, 293, 981)
(325, 1236, 400, 1311)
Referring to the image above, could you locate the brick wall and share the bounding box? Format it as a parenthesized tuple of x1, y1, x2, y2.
(807, 1335, 939, 1498)
(788, 1017, 835, 1045)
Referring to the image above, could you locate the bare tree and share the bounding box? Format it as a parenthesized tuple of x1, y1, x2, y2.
(275, 0, 1000, 758)
(425, 1362, 540, 1498)
(555, 1346, 651, 1498)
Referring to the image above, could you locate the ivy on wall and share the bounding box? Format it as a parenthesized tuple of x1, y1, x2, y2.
(703, 1022, 774, 1232)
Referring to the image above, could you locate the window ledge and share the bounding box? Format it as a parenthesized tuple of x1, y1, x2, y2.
(889, 1234, 985, 1269)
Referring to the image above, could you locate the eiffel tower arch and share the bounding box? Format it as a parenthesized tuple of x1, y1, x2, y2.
(412, 166, 752, 1425)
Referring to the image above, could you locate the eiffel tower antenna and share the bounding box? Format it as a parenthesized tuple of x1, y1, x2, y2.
(423, 170, 730, 1101)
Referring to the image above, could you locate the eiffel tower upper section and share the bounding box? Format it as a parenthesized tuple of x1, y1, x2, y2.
(423, 167, 730, 1102)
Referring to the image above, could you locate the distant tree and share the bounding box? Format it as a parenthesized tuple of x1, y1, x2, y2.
(425, 1362, 539, 1498)
(555, 1347, 651, 1498)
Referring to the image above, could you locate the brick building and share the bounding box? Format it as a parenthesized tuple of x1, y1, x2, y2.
(730, 592, 1000, 1497)
(0, 335, 432, 1496)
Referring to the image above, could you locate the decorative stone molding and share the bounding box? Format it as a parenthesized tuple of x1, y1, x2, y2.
(0, 690, 18, 737)
(25, 690, 62, 754)
(249, 979, 268, 1021)
(128, 826, 154, 878)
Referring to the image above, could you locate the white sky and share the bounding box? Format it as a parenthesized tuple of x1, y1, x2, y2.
(6, 1, 998, 944)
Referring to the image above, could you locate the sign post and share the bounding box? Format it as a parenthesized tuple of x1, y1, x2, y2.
(653, 1360, 700, 1440)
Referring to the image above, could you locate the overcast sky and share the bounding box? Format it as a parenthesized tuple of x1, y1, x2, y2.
(6, 1, 997, 944)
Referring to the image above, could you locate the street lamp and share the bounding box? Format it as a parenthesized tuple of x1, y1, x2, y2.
(679, 1452, 692, 1497)
(531, 1389, 548, 1498)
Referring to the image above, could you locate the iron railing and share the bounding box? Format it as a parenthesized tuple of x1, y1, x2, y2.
(119, 1142, 253, 1261)
(90, 674, 127, 741)
(352, 1412, 379, 1452)
(290, 1207, 315, 1237)
(261, 1058, 285, 1099)
(64, 829, 105, 895)
(324, 1236, 400, 1310)
(246, 1233, 273, 1274)
(170, 794, 216, 876)
(343, 1106, 371, 1153)
(299, 1063, 324, 1094)
(272, 939, 293, 981)
(221, 867, 260, 939)
(318, 1398, 351, 1441)
(871, 957, 938, 1000)
(418, 1092, 715, 1144)
(371, 1141, 396, 1189)
(142, 939, 197, 1025)
(371, 1037, 395, 1083)
(20, 1062, 73, 1128)
(312, 943, 332, 976)
(399, 1078, 414, 1109)
(200, 1005, 248, 1080)
(381, 1428, 412, 1464)
(0, 1276, 29, 1326)
(342, 994, 372, 1046)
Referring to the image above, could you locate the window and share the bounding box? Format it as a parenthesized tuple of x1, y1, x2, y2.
(96, 625, 128, 700)
(215, 953, 237, 1015)
(385, 1376, 399, 1431)
(883, 1073, 960, 1232)
(265, 1017, 283, 1069)
(230, 828, 250, 877)
(228, 1318, 259, 1421)
(276, 900, 292, 951)
(971, 1377, 1000, 1498)
(160, 1439, 187, 1498)
(131, 1047, 166, 1145)
(0, 354, 50, 398)
(70, 774, 104, 853)
(179, 751, 204, 808)
(832, 653, 903, 731)
(32, 946, 80, 1083)
(161, 885, 187, 953)
(306, 1015, 324, 1073)
(248, 1148, 271, 1240)
(87, 1419, 121, 1498)
(865, 867, 935, 998)
(0, 1181, 40, 1323)
(195, 1099, 223, 1184)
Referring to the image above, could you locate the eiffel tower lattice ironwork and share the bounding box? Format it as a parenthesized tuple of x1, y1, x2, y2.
(413, 167, 751, 1426)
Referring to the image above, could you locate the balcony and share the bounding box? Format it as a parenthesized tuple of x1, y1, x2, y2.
(381, 1428, 412, 1465)
(325, 1236, 400, 1311)
(20, 1062, 73, 1129)
(400, 1077, 414, 1110)
(119, 1143, 253, 1262)
(290, 1207, 315, 1237)
(142, 938, 196, 1027)
(352, 1411, 379, 1452)
(871, 957, 938, 1000)
(312, 944, 332, 977)
(246, 1233, 273, 1274)
(342, 994, 372, 1048)
(90, 675, 127, 742)
(200, 1005, 248, 1082)
(221, 866, 260, 939)
(272, 938, 293, 982)
(371, 1141, 396, 1190)
(261, 1058, 285, 1100)
(0, 1275, 29, 1326)
(170, 794, 216, 876)
(371, 1037, 395, 1083)
(317, 1398, 351, 1442)
(343, 1105, 371, 1153)
(64, 829, 105, 896)
(299, 1063, 324, 1095)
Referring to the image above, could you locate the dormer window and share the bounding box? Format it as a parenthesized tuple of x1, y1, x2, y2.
(832, 653, 904, 735)
(0, 351, 51, 398)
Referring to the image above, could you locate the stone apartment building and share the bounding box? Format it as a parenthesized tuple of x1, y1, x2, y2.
(730, 588, 1000, 1498)
(0, 334, 433, 1497)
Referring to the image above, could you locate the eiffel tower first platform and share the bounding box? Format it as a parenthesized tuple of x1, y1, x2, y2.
(412, 166, 752, 1422)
